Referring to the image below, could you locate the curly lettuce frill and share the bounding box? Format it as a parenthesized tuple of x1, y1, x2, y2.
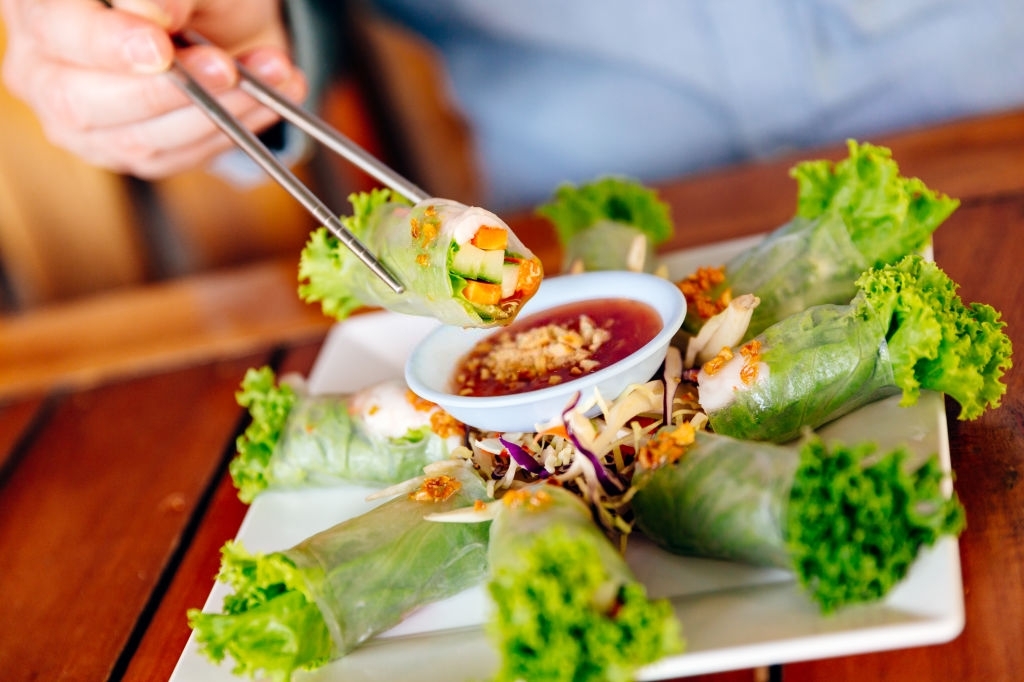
(632, 430, 965, 613)
(188, 466, 492, 681)
(856, 255, 1012, 419)
(298, 188, 402, 322)
(787, 438, 965, 612)
(682, 140, 958, 337)
(792, 140, 959, 267)
(536, 176, 674, 273)
(231, 367, 299, 502)
(187, 542, 333, 682)
(487, 486, 683, 682)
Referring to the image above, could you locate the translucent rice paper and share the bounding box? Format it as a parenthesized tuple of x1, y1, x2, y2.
(349, 198, 540, 327)
(562, 220, 658, 273)
(488, 485, 633, 587)
(632, 431, 800, 568)
(717, 211, 869, 338)
(266, 385, 461, 491)
(701, 298, 898, 443)
(284, 464, 491, 657)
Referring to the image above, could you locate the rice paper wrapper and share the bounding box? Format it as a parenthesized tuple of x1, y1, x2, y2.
(488, 485, 632, 587)
(701, 300, 898, 443)
(355, 198, 540, 327)
(632, 431, 800, 568)
(282, 465, 491, 657)
(562, 220, 657, 273)
(267, 386, 460, 489)
(719, 212, 869, 337)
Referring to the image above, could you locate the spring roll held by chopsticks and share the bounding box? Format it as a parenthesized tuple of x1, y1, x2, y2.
(299, 189, 543, 327)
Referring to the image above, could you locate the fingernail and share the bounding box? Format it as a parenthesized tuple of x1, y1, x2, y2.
(124, 30, 167, 73)
(247, 53, 291, 86)
(180, 53, 235, 89)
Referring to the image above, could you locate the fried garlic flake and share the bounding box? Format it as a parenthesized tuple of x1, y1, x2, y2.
(410, 474, 462, 502)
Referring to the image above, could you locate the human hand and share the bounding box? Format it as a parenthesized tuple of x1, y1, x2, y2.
(0, 0, 308, 178)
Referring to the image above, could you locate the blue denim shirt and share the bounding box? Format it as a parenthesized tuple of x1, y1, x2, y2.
(229, 0, 1024, 211)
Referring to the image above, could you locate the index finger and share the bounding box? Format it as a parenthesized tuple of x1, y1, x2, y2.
(18, 0, 175, 73)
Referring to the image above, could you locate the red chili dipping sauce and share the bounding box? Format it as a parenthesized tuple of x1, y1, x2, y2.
(452, 298, 662, 397)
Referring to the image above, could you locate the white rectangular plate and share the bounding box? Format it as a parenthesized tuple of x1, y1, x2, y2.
(172, 236, 963, 681)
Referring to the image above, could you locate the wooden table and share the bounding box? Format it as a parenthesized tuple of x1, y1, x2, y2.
(1, 110, 1021, 682)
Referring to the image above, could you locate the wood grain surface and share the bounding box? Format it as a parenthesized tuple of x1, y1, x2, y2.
(0, 110, 1020, 682)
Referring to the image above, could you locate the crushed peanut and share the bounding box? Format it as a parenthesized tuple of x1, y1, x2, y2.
(407, 389, 438, 412)
(501, 487, 553, 511)
(455, 315, 612, 396)
(701, 346, 734, 376)
(430, 411, 466, 439)
(409, 204, 441, 250)
(701, 340, 763, 385)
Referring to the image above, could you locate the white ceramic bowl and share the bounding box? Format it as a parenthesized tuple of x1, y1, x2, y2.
(404, 270, 686, 432)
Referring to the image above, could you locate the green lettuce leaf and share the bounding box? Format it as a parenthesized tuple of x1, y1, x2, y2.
(187, 542, 332, 682)
(231, 366, 298, 502)
(787, 438, 965, 612)
(298, 188, 404, 321)
(537, 176, 673, 245)
(792, 140, 960, 266)
(537, 177, 674, 273)
(856, 255, 1012, 419)
(189, 465, 491, 681)
(488, 486, 683, 682)
(632, 429, 965, 613)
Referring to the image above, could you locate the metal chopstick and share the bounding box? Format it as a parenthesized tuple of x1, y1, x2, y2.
(163, 58, 405, 293)
(97, 0, 406, 291)
(180, 30, 431, 205)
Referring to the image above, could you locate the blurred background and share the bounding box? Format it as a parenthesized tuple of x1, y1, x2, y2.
(0, 7, 479, 312)
(2, 0, 1023, 313)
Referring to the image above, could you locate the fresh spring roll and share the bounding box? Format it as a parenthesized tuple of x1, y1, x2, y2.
(484, 485, 683, 682)
(188, 463, 491, 681)
(536, 176, 674, 274)
(230, 366, 465, 502)
(299, 188, 544, 327)
(677, 140, 959, 338)
(698, 255, 1012, 443)
(632, 425, 965, 613)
